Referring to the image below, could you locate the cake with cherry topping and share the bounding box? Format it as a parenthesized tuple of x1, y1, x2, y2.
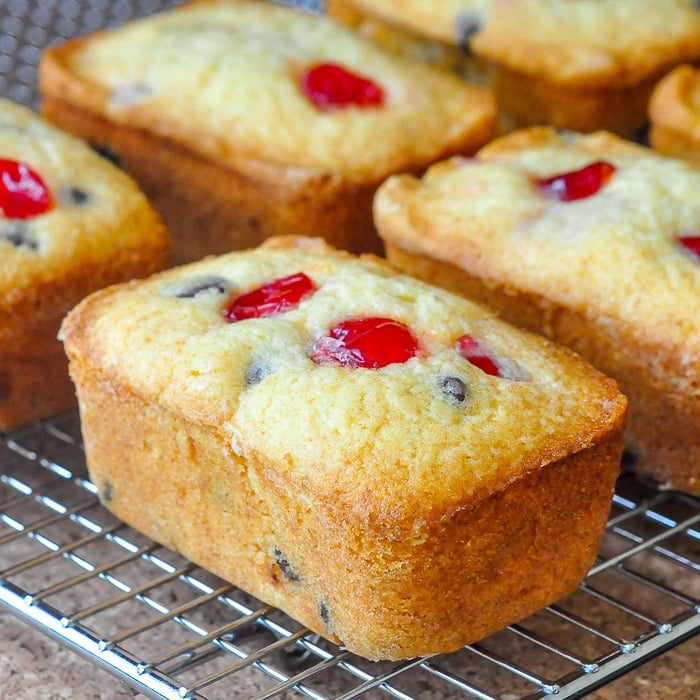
(649, 64, 700, 167)
(39, 0, 496, 264)
(327, 0, 700, 136)
(376, 126, 700, 495)
(0, 98, 169, 431)
(60, 235, 626, 660)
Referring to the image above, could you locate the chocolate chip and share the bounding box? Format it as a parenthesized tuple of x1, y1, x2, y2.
(245, 360, 268, 386)
(440, 376, 468, 404)
(168, 275, 230, 298)
(60, 185, 91, 206)
(92, 143, 121, 166)
(455, 10, 483, 54)
(2, 221, 37, 250)
(274, 548, 300, 582)
(319, 601, 331, 628)
(101, 481, 114, 503)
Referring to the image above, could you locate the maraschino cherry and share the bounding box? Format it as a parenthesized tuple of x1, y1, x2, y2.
(311, 317, 419, 368)
(301, 63, 385, 110)
(224, 272, 316, 322)
(0, 158, 53, 219)
(536, 161, 616, 202)
(457, 334, 501, 377)
(679, 235, 700, 259)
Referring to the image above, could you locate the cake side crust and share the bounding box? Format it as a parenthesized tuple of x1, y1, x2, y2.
(0, 242, 168, 430)
(68, 349, 623, 660)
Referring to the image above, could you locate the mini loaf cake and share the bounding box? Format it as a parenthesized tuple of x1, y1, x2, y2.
(327, 0, 700, 137)
(60, 235, 626, 660)
(649, 64, 700, 167)
(376, 126, 700, 495)
(39, 0, 496, 264)
(0, 98, 169, 431)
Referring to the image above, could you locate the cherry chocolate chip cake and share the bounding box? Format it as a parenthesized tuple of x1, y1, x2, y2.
(376, 126, 700, 495)
(0, 98, 169, 431)
(60, 235, 626, 660)
(39, 0, 496, 263)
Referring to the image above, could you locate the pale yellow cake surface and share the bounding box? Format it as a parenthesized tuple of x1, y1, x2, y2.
(0, 98, 167, 292)
(43, 0, 495, 181)
(338, 0, 700, 86)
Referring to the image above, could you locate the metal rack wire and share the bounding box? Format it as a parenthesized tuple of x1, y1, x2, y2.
(0, 0, 699, 697)
(1, 411, 698, 699)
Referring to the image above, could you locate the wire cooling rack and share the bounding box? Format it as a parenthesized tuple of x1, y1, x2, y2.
(1, 412, 699, 700)
(0, 0, 699, 698)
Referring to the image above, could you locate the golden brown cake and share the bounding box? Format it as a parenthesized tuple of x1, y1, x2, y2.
(649, 64, 700, 166)
(327, 0, 700, 137)
(39, 0, 496, 264)
(60, 235, 625, 660)
(0, 98, 169, 431)
(376, 126, 700, 494)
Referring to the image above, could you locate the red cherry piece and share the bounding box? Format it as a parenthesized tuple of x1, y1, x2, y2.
(311, 317, 419, 369)
(457, 334, 501, 377)
(536, 160, 616, 202)
(679, 235, 700, 259)
(301, 62, 385, 110)
(0, 158, 53, 219)
(224, 272, 316, 322)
